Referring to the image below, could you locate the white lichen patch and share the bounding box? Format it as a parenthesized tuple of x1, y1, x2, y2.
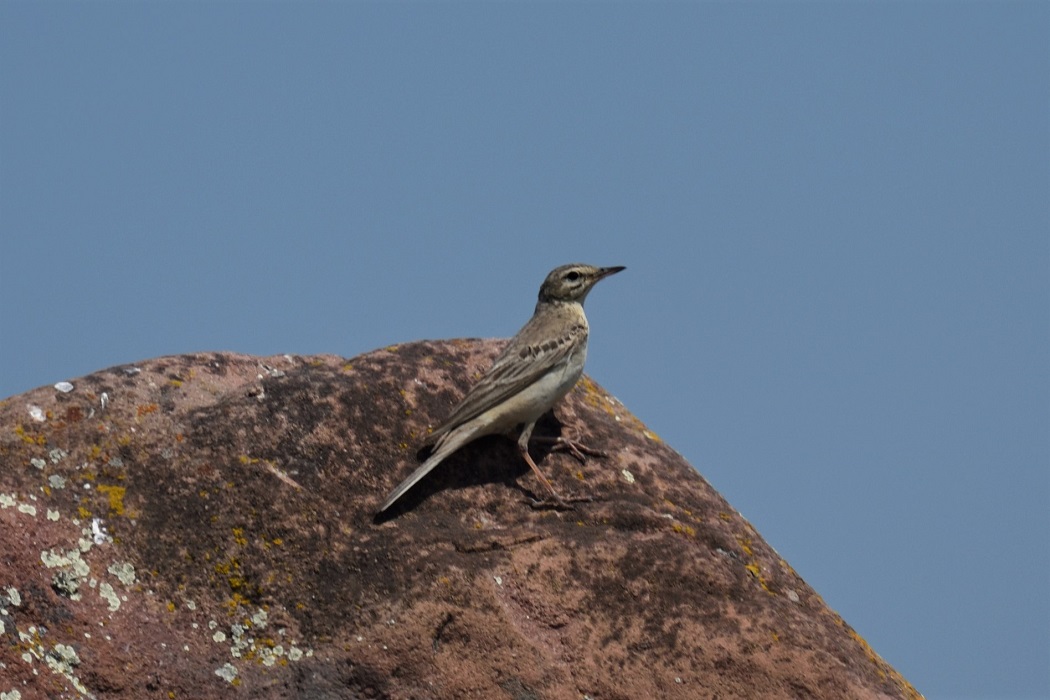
(44, 643, 91, 697)
(48, 474, 67, 489)
(30, 458, 46, 470)
(107, 561, 136, 586)
(5, 587, 21, 606)
(207, 607, 313, 669)
(27, 405, 45, 422)
(259, 646, 279, 666)
(47, 509, 61, 521)
(16, 504, 36, 517)
(49, 448, 68, 464)
(16, 628, 92, 697)
(48, 643, 79, 667)
(98, 582, 120, 612)
(0, 494, 15, 508)
(41, 548, 91, 601)
(229, 623, 249, 658)
(215, 662, 238, 683)
(1, 690, 23, 700)
(621, 468, 635, 484)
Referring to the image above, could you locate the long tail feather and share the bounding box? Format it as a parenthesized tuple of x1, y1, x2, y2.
(378, 424, 478, 512)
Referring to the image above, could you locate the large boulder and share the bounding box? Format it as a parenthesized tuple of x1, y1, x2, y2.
(0, 341, 921, 699)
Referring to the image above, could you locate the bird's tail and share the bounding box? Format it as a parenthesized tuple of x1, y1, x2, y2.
(377, 425, 476, 512)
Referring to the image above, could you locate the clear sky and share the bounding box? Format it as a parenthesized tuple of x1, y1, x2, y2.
(2, 3, 1047, 698)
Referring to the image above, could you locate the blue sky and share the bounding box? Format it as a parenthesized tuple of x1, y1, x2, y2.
(2, 3, 1047, 697)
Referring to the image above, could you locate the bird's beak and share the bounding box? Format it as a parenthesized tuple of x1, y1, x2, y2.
(597, 266, 626, 280)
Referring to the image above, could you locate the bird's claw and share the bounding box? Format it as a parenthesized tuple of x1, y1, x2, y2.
(541, 437, 608, 463)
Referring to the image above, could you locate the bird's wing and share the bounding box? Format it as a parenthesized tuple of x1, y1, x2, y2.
(423, 320, 587, 446)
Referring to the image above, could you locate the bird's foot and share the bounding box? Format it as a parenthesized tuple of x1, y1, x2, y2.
(533, 436, 607, 463)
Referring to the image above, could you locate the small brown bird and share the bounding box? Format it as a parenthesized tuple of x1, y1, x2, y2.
(378, 263, 624, 512)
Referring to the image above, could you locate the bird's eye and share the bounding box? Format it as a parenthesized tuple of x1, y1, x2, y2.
(566, 271, 581, 281)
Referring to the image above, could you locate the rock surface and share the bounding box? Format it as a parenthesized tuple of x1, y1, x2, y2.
(0, 341, 921, 699)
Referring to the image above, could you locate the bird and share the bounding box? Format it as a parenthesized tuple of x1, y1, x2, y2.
(378, 263, 625, 512)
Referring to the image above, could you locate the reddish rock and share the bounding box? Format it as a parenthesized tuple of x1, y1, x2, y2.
(0, 341, 921, 699)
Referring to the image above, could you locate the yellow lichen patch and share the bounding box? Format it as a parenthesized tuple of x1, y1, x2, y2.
(169, 379, 183, 388)
(261, 537, 283, 554)
(576, 376, 603, 403)
(117, 434, 132, 446)
(671, 522, 697, 537)
(718, 512, 732, 521)
(737, 537, 754, 556)
(96, 484, 127, 516)
(232, 528, 248, 547)
(14, 424, 47, 446)
(167, 601, 176, 612)
(848, 627, 886, 676)
(341, 363, 353, 372)
(136, 403, 158, 418)
(745, 562, 775, 594)
(77, 506, 91, 519)
(216, 559, 250, 602)
(89, 445, 103, 460)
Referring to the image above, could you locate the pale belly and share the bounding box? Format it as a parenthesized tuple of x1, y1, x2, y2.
(473, 338, 588, 436)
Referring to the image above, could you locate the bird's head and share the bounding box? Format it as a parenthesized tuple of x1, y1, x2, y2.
(537, 263, 625, 304)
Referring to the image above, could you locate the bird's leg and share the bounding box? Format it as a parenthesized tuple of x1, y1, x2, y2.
(518, 423, 592, 510)
(517, 422, 558, 498)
